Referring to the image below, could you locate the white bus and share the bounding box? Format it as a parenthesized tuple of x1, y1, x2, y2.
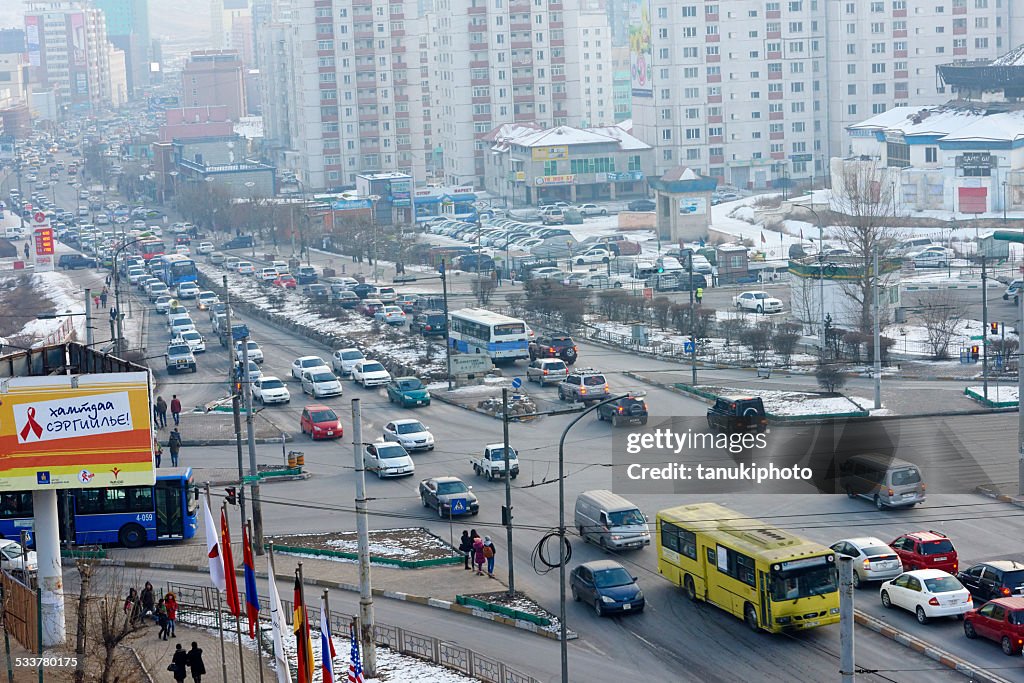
(449, 308, 530, 362)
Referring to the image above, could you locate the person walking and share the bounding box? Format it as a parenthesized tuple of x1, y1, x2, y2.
(99, 290, 107, 308)
(22, 243, 29, 260)
(472, 536, 486, 576)
(140, 581, 155, 623)
(164, 592, 178, 638)
(123, 588, 141, 625)
(156, 598, 169, 640)
(458, 531, 473, 570)
(93, 294, 101, 310)
(695, 286, 704, 304)
(483, 536, 496, 578)
(186, 642, 206, 683)
(154, 438, 163, 468)
(170, 395, 181, 426)
(170, 643, 188, 683)
(156, 396, 168, 429)
(168, 428, 182, 467)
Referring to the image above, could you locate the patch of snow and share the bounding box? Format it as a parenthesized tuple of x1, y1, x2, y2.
(18, 270, 87, 341)
(966, 385, 1018, 403)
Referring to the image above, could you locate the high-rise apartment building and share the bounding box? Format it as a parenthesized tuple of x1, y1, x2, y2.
(92, 0, 150, 95)
(182, 50, 246, 121)
(632, 0, 1010, 189)
(564, 5, 614, 127)
(258, 0, 430, 190)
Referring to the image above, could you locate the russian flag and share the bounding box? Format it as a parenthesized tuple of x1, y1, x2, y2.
(320, 597, 337, 683)
(242, 523, 260, 638)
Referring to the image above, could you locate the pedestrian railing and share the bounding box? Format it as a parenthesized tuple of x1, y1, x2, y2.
(167, 581, 541, 683)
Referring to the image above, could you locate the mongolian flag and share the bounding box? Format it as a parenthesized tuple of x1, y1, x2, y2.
(242, 523, 261, 638)
(220, 508, 240, 617)
(293, 575, 314, 683)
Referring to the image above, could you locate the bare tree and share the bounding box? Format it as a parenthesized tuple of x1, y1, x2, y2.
(816, 362, 847, 393)
(771, 323, 802, 366)
(472, 277, 496, 305)
(74, 561, 91, 683)
(740, 324, 772, 364)
(651, 297, 672, 330)
(917, 290, 968, 360)
(790, 275, 820, 335)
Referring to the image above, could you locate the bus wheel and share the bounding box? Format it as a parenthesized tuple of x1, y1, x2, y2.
(684, 575, 697, 601)
(119, 523, 146, 549)
(744, 604, 760, 632)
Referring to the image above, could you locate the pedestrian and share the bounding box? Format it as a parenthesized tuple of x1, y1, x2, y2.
(154, 439, 163, 468)
(164, 592, 178, 638)
(458, 531, 473, 570)
(93, 294, 100, 309)
(156, 598, 169, 639)
(156, 396, 168, 428)
(168, 428, 182, 467)
(141, 581, 155, 623)
(100, 291, 107, 308)
(169, 643, 188, 683)
(22, 243, 28, 260)
(123, 587, 141, 625)
(186, 642, 205, 683)
(472, 536, 485, 576)
(695, 286, 704, 304)
(105, 274, 111, 286)
(483, 536, 496, 578)
(170, 394, 181, 426)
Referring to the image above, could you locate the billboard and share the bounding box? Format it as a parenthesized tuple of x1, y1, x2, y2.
(679, 197, 707, 215)
(25, 15, 40, 67)
(0, 372, 155, 491)
(69, 12, 87, 68)
(390, 180, 411, 207)
(532, 146, 568, 161)
(33, 228, 54, 255)
(628, 0, 652, 97)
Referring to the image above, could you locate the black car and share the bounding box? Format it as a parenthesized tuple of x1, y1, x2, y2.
(570, 560, 645, 617)
(627, 198, 656, 212)
(706, 395, 768, 433)
(529, 334, 578, 364)
(409, 311, 447, 337)
(597, 395, 648, 427)
(222, 234, 254, 249)
(351, 283, 375, 299)
(57, 254, 97, 270)
(304, 284, 330, 301)
(957, 561, 1024, 602)
(455, 253, 495, 272)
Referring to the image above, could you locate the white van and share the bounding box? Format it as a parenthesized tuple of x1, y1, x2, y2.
(574, 490, 650, 550)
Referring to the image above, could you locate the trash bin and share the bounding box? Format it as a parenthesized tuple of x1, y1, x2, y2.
(322, 267, 336, 278)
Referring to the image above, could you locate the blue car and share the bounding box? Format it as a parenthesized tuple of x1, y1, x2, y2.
(570, 560, 645, 616)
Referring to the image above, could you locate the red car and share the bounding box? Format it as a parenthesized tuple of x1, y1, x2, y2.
(274, 274, 297, 289)
(357, 299, 384, 317)
(890, 531, 958, 574)
(299, 404, 343, 440)
(964, 596, 1024, 655)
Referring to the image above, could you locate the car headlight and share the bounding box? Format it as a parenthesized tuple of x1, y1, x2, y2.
(601, 595, 616, 604)
(830, 607, 840, 615)
(634, 591, 643, 600)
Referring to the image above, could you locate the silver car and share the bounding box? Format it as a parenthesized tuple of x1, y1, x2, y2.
(830, 537, 903, 589)
(526, 358, 569, 385)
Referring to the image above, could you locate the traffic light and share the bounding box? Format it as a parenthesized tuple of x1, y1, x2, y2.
(971, 345, 980, 361)
(991, 322, 999, 335)
(225, 486, 237, 505)
(656, 264, 665, 273)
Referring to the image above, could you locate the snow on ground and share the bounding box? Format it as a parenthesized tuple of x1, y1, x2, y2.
(847, 396, 893, 416)
(697, 386, 867, 416)
(18, 270, 87, 341)
(965, 385, 1019, 404)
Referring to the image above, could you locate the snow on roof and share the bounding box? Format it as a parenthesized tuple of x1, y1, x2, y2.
(233, 117, 263, 139)
(488, 123, 651, 153)
(940, 110, 1024, 142)
(993, 44, 1024, 67)
(511, 126, 620, 147)
(846, 104, 1024, 141)
(585, 124, 651, 151)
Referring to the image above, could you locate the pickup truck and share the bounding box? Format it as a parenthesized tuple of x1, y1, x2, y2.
(165, 342, 197, 374)
(471, 444, 520, 481)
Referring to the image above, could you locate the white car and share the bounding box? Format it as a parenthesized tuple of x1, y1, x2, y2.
(235, 359, 263, 384)
(374, 305, 407, 325)
(351, 360, 392, 388)
(252, 376, 291, 404)
(291, 355, 330, 380)
(197, 291, 219, 310)
(578, 203, 608, 217)
(301, 369, 344, 398)
(574, 248, 613, 265)
(912, 251, 949, 268)
(363, 442, 415, 479)
(259, 267, 278, 283)
(235, 340, 264, 364)
(196, 241, 214, 255)
(331, 348, 365, 376)
(174, 245, 190, 255)
(0, 539, 37, 575)
(236, 262, 256, 276)
(732, 290, 784, 314)
(126, 267, 146, 284)
(154, 296, 172, 314)
(176, 329, 206, 353)
(168, 315, 196, 337)
(147, 282, 170, 301)
(879, 569, 973, 624)
(529, 267, 565, 280)
(382, 419, 435, 451)
(176, 282, 200, 299)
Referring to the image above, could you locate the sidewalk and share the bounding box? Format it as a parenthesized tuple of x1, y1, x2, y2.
(154, 410, 288, 446)
(141, 620, 273, 683)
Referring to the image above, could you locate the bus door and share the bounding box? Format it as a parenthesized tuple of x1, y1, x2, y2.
(58, 491, 75, 544)
(759, 570, 772, 627)
(155, 480, 184, 539)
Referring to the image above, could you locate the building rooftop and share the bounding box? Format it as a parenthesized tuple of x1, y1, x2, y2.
(487, 122, 650, 153)
(847, 103, 1024, 144)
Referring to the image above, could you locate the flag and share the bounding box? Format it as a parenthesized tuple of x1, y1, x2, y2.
(242, 524, 260, 638)
(267, 555, 292, 683)
(320, 598, 337, 683)
(800, 227, 804, 240)
(294, 575, 314, 683)
(202, 497, 225, 592)
(760, 231, 766, 244)
(221, 508, 240, 617)
(348, 622, 364, 683)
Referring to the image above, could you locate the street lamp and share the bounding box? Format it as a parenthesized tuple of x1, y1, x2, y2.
(1004, 181, 1008, 222)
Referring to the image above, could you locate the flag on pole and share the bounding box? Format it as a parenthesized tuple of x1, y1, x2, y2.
(267, 553, 292, 683)
(202, 497, 225, 592)
(220, 508, 240, 617)
(348, 622, 364, 683)
(800, 227, 804, 240)
(760, 231, 766, 245)
(293, 575, 314, 683)
(320, 598, 337, 683)
(242, 524, 260, 638)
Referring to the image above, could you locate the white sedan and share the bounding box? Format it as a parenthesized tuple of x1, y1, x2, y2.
(291, 355, 330, 379)
(879, 569, 973, 624)
(374, 305, 407, 325)
(574, 248, 613, 265)
(252, 376, 290, 404)
(363, 442, 415, 479)
(732, 290, 783, 314)
(176, 329, 206, 353)
(301, 369, 344, 398)
(332, 348, 365, 376)
(196, 242, 214, 255)
(351, 360, 392, 388)
(383, 419, 435, 451)
(176, 282, 200, 299)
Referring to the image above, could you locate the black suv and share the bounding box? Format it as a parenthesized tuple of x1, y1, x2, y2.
(706, 395, 768, 433)
(530, 334, 578, 365)
(58, 254, 97, 270)
(409, 310, 447, 337)
(957, 561, 1024, 602)
(597, 395, 648, 427)
(627, 198, 656, 211)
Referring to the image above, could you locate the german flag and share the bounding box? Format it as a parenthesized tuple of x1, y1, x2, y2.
(293, 574, 314, 683)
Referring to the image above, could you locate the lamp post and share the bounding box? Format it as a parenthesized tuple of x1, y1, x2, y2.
(111, 236, 150, 353)
(244, 182, 257, 257)
(1004, 181, 1008, 222)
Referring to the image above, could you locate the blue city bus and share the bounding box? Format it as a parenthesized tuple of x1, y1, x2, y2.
(0, 468, 199, 549)
(156, 254, 198, 288)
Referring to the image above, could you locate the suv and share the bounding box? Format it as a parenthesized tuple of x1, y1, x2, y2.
(957, 561, 1024, 602)
(706, 395, 767, 433)
(58, 254, 96, 269)
(890, 531, 958, 574)
(409, 311, 447, 337)
(558, 368, 610, 404)
(529, 333, 578, 365)
(526, 358, 568, 385)
(165, 342, 197, 374)
(963, 597, 1024, 655)
(541, 207, 565, 225)
(596, 395, 648, 426)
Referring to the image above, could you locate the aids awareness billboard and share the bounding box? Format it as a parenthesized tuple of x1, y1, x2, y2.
(0, 372, 155, 490)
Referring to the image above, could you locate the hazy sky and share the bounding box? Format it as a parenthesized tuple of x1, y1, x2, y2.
(0, 2, 211, 36)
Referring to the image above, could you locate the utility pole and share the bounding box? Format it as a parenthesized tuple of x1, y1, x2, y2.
(223, 275, 248, 534)
(84, 288, 93, 347)
(1018, 284, 1024, 496)
(242, 337, 264, 555)
(501, 389, 515, 595)
(351, 399, 376, 677)
(839, 555, 855, 683)
(872, 244, 882, 409)
(441, 259, 453, 391)
(687, 253, 697, 384)
(982, 256, 989, 401)
(232, 394, 248, 532)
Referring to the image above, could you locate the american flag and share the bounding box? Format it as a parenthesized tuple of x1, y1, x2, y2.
(348, 622, 364, 683)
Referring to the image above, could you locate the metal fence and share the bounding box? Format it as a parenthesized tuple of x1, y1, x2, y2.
(167, 581, 541, 683)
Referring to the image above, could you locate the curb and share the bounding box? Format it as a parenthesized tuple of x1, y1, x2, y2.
(975, 485, 1024, 509)
(854, 610, 1015, 683)
(180, 437, 291, 447)
(94, 558, 573, 641)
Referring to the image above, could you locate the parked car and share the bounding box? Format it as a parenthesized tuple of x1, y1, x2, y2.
(351, 360, 392, 388)
(58, 254, 97, 269)
(409, 311, 447, 337)
(957, 561, 1024, 602)
(829, 537, 903, 589)
(575, 248, 613, 265)
(0, 539, 37, 577)
(963, 596, 1024, 655)
(274, 273, 298, 289)
(386, 376, 431, 407)
(363, 442, 415, 479)
(1003, 279, 1023, 304)
(626, 198, 656, 212)
(382, 419, 435, 451)
(577, 203, 608, 217)
(291, 355, 330, 379)
(733, 290, 783, 314)
(890, 530, 959, 574)
(706, 395, 768, 433)
(301, 369, 344, 398)
(596, 395, 648, 426)
(526, 358, 568, 385)
(912, 251, 949, 268)
(331, 348, 365, 376)
(299, 404, 342, 440)
(252, 376, 291, 405)
(419, 476, 479, 517)
(335, 290, 360, 308)
(570, 560, 645, 616)
(880, 569, 972, 624)
(357, 298, 385, 317)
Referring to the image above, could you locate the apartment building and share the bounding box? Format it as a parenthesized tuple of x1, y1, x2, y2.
(182, 50, 246, 121)
(429, 0, 578, 187)
(92, 0, 150, 94)
(632, 0, 1009, 190)
(259, 0, 429, 191)
(564, 5, 615, 127)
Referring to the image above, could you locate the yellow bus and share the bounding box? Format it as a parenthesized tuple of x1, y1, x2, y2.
(656, 502, 839, 633)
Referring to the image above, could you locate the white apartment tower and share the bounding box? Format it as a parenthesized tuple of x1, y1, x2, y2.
(430, 0, 578, 187)
(633, 0, 1009, 189)
(259, 0, 430, 190)
(564, 3, 615, 127)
